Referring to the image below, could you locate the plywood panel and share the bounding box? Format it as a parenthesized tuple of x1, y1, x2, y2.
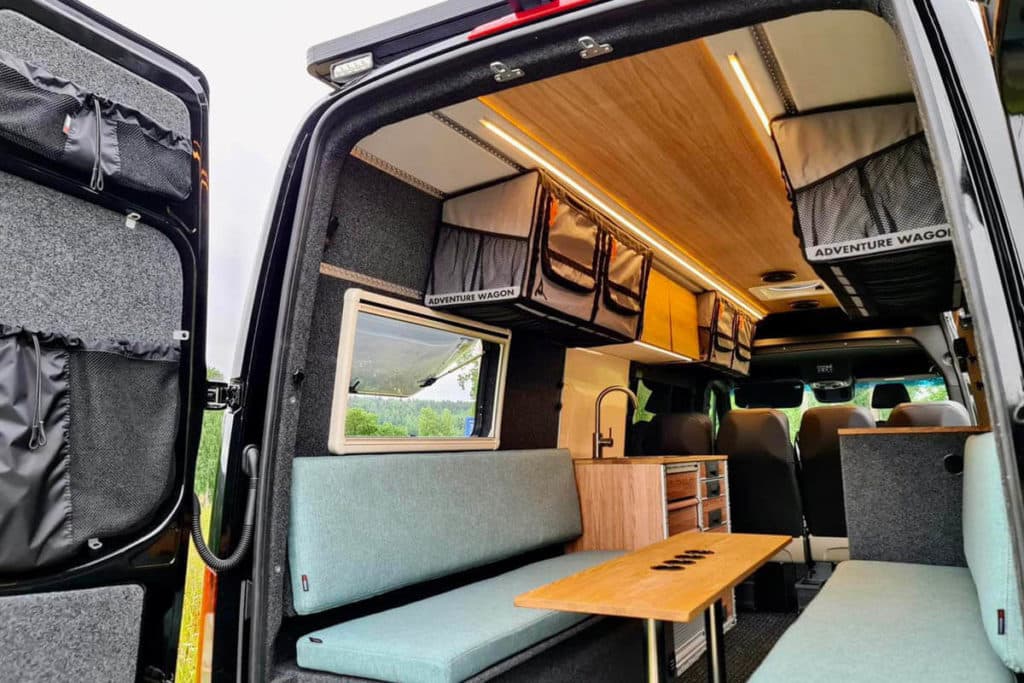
(641, 270, 673, 351)
(558, 349, 631, 459)
(670, 285, 701, 359)
(483, 39, 838, 312)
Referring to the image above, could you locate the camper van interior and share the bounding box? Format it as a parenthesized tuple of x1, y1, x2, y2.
(255, 7, 1017, 683)
(1, 1, 1022, 682)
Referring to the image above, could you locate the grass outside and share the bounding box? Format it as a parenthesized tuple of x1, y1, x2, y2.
(175, 406, 225, 683)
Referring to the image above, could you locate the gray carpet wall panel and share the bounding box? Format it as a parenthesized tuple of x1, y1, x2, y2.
(841, 431, 970, 566)
(0, 584, 144, 682)
(0, 172, 183, 343)
(0, 10, 190, 134)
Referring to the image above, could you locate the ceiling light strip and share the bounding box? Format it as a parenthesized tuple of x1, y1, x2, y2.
(479, 118, 767, 320)
(727, 54, 771, 134)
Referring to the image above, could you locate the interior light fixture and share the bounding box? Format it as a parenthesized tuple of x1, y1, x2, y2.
(479, 118, 767, 320)
(634, 340, 693, 363)
(727, 54, 771, 134)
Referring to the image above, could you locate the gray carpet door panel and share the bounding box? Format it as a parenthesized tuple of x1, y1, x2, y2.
(841, 430, 971, 566)
(0, 584, 144, 682)
(0, 325, 179, 573)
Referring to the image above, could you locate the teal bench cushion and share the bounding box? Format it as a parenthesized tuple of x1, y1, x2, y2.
(964, 432, 1024, 672)
(750, 560, 1014, 682)
(296, 551, 621, 683)
(289, 449, 583, 615)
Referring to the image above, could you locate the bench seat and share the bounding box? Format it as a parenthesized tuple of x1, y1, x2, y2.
(751, 560, 1013, 682)
(296, 551, 621, 683)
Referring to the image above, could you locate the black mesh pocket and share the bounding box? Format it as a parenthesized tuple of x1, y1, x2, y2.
(793, 134, 948, 258)
(113, 118, 192, 201)
(0, 56, 81, 162)
(67, 346, 179, 545)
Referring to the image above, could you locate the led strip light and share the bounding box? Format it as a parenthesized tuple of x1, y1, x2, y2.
(479, 117, 768, 320)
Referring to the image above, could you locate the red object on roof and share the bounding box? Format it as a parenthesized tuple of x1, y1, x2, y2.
(468, 0, 597, 40)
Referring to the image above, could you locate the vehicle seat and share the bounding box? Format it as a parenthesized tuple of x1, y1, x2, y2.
(871, 382, 911, 426)
(797, 406, 875, 538)
(643, 412, 713, 455)
(717, 409, 803, 536)
(888, 400, 971, 427)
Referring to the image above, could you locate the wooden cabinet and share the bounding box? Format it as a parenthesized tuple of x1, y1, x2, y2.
(640, 269, 700, 360)
(568, 455, 733, 673)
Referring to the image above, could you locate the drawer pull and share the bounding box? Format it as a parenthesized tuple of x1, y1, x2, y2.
(705, 461, 720, 478)
(706, 480, 721, 498)
(707, 508, 723, 528)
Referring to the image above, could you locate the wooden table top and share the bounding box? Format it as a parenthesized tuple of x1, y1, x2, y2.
(573, 455, 726, 466)
(515, 531, 791, 623)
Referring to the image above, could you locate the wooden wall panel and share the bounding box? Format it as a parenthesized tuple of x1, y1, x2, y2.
(482, 39, 838, 312)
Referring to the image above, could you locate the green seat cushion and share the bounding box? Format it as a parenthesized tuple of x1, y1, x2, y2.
(296, 551, 620, 683)
(289, 450, 583, 615)
(751, 560, 1014, 682)
(964, 432, 1024, 672)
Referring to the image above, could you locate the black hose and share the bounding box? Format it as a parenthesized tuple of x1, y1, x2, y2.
(190, 444, 259, 573)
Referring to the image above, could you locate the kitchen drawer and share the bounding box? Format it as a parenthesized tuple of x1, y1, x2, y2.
(665, 470, 698, 501)
(667, 501, 699, 536)
(703, 498, 728, 530)
(701, 478, 725, 501)
(700, 460, 726, 479)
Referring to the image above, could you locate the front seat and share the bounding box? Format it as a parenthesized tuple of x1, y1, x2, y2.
(717, 409, 803, 536)
(643, 413, 713, 455)
(888, 400, 971, 427)
(797, 406, 875, 538)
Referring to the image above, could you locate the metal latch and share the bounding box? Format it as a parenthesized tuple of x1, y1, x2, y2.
(491, 61, 525, 83)
(578, 36, 612, 60)
(206, 379, 244, 411)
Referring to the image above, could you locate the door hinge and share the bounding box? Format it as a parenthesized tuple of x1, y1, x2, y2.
(206, 378, 244, 411)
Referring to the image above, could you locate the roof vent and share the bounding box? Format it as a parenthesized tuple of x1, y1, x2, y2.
(749, 280, 829, 301)
(790, 299, 821, 310)
(760, 270, 796, 283)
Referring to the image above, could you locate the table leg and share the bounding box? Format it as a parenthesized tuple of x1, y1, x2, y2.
(645, 618, 660, 683)
(704, 599, 727, 683)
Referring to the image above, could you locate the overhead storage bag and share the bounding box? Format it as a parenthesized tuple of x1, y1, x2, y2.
(771, 102, 958, 318)
(0, 48, 192, 200)
(731, 313, 755, 376)
(425, 171, 651, 346)
(697, 292, 736, 368)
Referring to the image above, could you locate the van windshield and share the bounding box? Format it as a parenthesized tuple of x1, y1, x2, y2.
(731, 376, 949, 439)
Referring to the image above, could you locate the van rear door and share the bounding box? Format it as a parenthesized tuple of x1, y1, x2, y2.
(0, 1, 209, 681)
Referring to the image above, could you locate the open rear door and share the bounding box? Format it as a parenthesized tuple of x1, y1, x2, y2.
(0, 1, 209, 680)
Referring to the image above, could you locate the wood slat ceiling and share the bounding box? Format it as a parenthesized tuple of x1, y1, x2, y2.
(481, 39, 838, 313)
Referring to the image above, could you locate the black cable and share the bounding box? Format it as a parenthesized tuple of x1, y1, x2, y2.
(190, 444, 259, 573)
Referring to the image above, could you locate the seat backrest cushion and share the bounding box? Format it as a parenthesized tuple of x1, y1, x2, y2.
(646, 413, 713, 455)
(717, 409, 803, 536)
(963, 432, 1024, 671)
(797, 405, 875, 537)
(888, 400, 971, 427)
(289, 449, 583, 615)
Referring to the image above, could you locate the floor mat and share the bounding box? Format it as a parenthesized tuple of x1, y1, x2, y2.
(675, 611, 798, 683)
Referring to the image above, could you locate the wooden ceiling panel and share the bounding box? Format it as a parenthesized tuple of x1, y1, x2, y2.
(482, 39, 838, 312)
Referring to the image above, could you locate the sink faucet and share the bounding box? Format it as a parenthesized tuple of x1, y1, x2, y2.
(593, 385, 639, 459)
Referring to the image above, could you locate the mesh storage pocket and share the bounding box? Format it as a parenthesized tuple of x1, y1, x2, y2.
(0, 53, 81, 162)
(427, 224, 529, 298)
(112, 115, 192, 201)
(793, 134, 948, 259)
(68, 345, 179, 544)
(541, 196, 600, 293)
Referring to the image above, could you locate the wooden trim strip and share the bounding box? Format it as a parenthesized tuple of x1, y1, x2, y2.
(839, 426, 991, 436)
(319, 262, 423, 300)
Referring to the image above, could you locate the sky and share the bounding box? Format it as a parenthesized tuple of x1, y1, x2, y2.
(84, 0, 439, 372)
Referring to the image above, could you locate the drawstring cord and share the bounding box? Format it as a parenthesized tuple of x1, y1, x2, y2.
(27, 332, 46, 451)
(88, 97, 104, 192)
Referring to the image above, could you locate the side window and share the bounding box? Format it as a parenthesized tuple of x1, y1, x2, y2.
(328, 289, 510, 454)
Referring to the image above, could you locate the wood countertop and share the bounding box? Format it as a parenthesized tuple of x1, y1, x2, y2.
(572, 455, 726, 465)
(516, 531, 790, 623)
